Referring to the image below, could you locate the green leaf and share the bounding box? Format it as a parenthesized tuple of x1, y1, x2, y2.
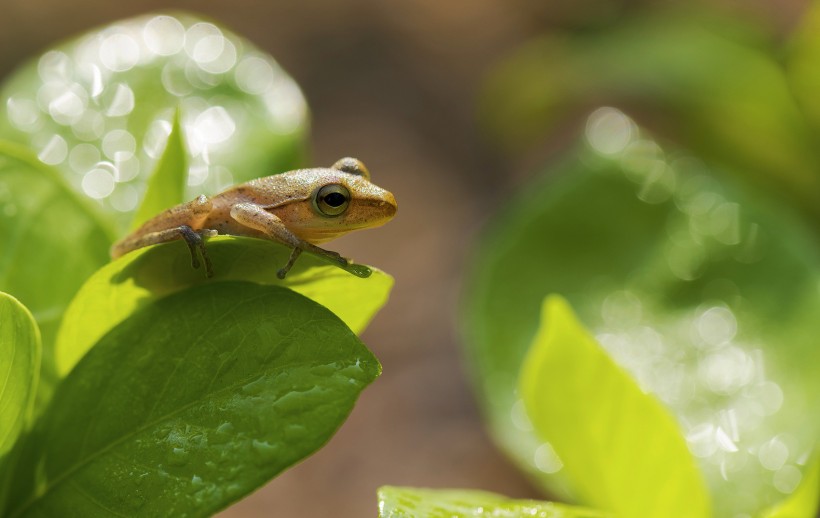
(463, 142, 820, 515)
(55, 236, 392, 375)
(130, 110, 187, 230)
(7, 281, 380, 517)
(0, 12, 309, 232)
(0, 292, 41, 510)
(759, 457, 820, 518)
(0, 139, 111, 409)
(480, 11, 820, 225)
(377, 486, 610, 518)
(520, 295, 710, 517)
(786, 2, 820, 132)
(0, 292, 40, 455)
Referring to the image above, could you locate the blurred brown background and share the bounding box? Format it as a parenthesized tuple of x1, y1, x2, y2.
(0, 1, 806, 516)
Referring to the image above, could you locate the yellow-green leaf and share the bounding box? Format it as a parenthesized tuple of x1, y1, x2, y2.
(55, 236, 392, 375)
(519, 295, 710, 518)
(0, 292, 41, 510)
(377, 486, 610, 518)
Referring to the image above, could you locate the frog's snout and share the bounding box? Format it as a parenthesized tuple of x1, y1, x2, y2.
(380, 192, 398, 218)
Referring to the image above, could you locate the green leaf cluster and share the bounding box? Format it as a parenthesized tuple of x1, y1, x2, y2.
(0, 12, 392, 517)
(462, 6, 820, 517)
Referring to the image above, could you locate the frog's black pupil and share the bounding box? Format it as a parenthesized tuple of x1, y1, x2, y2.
(324, 192, 346, 207)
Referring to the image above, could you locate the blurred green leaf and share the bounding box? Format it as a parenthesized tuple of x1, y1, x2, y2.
(463, 141, 820, 515)
(130, 110, 187, 230)
(0, 292, 40, 510)
(520, 295, 710, 517)
(55, 236, 392, 375)
(377, 486, 610, 518)
(0, 12, 309, 232)
(0, 139, 111, 409)
(7, 281, 380, 517)
(481, 11, 820, 224)
(759, 457, 820, 518)
(786, 2, 820, 132)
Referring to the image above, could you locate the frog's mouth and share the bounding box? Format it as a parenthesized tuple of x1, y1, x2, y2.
(295, 207, 396, 243)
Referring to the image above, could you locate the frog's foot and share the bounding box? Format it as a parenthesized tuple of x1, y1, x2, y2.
(276, 246, 350, 279)
(277, 248, 302, 279)
(179, 226, 217, 278)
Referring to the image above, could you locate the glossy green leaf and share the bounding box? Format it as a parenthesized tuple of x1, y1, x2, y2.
(520, 295, 709, 517)
(0, 12, 309, 232)
(130, 110, 187, 230)
(0, 292, 41, 510)
(7, 281, 380, 517)
(55, 236, 392, 375)
(463, 140, 820, 515)
(480, 11, 820, 224)
(0, 139, 111, 408)
(377, 486, 610, 518)
(759, 457, 820, 518)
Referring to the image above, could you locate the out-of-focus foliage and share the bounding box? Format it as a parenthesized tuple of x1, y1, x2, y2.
(520, 295, 709, 517)
(759, 458, 820, 518)
(466, 4, 820, 516)
(0, 13, 309, 232)
(377, 486, 610, 518)
(0, 141, 111, 406)
(480, 7, 820, 228)
(130, 109, 186, 230)
(463, 120, 820, 515)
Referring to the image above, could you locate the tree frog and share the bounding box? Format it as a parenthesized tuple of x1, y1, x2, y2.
(111, 157, 397, 278)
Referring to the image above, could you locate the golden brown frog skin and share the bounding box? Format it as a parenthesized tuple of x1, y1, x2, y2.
(111, 158, 397, 278)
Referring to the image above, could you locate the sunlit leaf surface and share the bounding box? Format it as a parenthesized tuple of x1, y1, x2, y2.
(56, 236, 392, 375)
(377, 486, 610, 518)
(0, 140, 110, 408)
(463, 120, 820, 515)
(7, 282, 380, 517)
(0, 292, 40, 510)
(520, 296, 710, 517)
(0, 12, 309, 232)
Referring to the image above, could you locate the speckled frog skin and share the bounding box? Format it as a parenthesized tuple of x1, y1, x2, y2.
(111, 158, 397, 278)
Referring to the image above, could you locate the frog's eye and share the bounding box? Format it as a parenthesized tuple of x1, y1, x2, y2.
(331, 157, 370, 181)
(314, 184, 351, 217)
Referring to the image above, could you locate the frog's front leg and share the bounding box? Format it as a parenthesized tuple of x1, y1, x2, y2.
(229, 203, 348, 278)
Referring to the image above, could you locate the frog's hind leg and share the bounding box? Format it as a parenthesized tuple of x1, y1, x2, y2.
(111, 195, 213, 258)
(115, 225, 218, 277)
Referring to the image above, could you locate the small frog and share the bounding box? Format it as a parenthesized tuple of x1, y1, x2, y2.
(111, 157, 397, 278)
